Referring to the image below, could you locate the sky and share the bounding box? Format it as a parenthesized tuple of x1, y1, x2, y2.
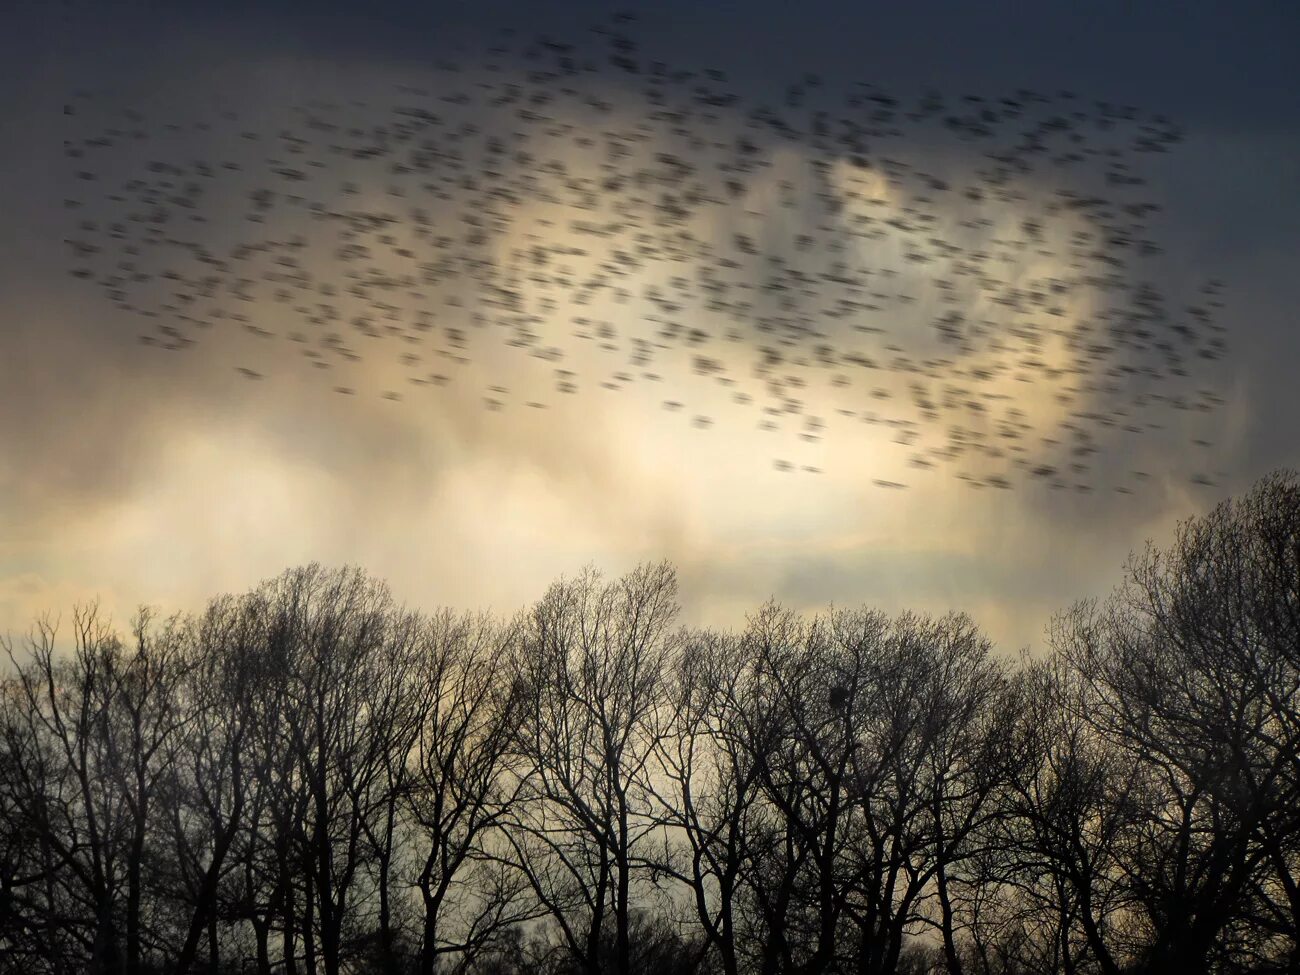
(1, 0, 1298, 654)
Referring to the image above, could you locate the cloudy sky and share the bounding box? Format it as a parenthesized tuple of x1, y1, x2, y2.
(2, 0, 1297, 653)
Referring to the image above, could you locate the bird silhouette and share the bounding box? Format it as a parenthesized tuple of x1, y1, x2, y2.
(60, 12, 1229, 493)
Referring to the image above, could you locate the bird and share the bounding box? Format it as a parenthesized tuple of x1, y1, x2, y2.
(59, 10, 1228, 494)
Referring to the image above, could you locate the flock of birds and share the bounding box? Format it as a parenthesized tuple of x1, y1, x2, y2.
(61, 12, 1230, 493)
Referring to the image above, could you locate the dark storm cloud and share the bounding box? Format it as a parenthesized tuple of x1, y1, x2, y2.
(1, 1, 1296, 650)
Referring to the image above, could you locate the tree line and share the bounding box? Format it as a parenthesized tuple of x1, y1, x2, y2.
(1, 470, 1297, 975)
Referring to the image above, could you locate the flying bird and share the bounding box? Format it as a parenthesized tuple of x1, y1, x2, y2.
(60, 11, 1229, 494)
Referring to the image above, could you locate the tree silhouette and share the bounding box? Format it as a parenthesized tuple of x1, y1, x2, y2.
(1, 470, 1297, 974)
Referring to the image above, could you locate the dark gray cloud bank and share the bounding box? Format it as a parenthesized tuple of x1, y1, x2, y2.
(1, 1, 1296, 650)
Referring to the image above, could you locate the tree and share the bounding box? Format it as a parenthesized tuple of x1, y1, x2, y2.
(1054, 469, 1300, 972)
(160, 593, 278, 975)
(1, 471, 1296, 975)
(261, 565, 429, 975)
(1, 606, 190, 975)
(653, 627, 767, 975)
(994, 654, 1133, 975)
(405, 609, 537, 975)
(504, 562, 679, 975)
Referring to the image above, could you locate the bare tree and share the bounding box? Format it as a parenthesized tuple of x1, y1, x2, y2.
(652, 627, 767, 975)
(1054, 469, 1300, 973)
(728, 605, 1012, 975)
(0, 470, 1294, 975)
(504, 562, 679, 975)
(1, 649, 70, 971)
(1, 605, 190, 975)
(159, 593, 279, 975)
(251, 564, 425, 975)
(405, 609, 537, 975)
(992, 653, 1133, 975)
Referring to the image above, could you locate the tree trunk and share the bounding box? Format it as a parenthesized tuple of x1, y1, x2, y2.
(252, 913, 272, 975)
(615, 850, 631, 975)
(127, 824, 144, 975)
(378, 850, 394, 973)
(173, 819, 241, 975)
(207, 910, 219, 973)
(280, 861, 299, 975)
(419, 894, 439, 975)
(718, 886, 738, 975)
(378, 802, 397, 972)
(303, 868, 318, 975)
(936, 863, 963, 975)
(91, 895, 119, 975)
